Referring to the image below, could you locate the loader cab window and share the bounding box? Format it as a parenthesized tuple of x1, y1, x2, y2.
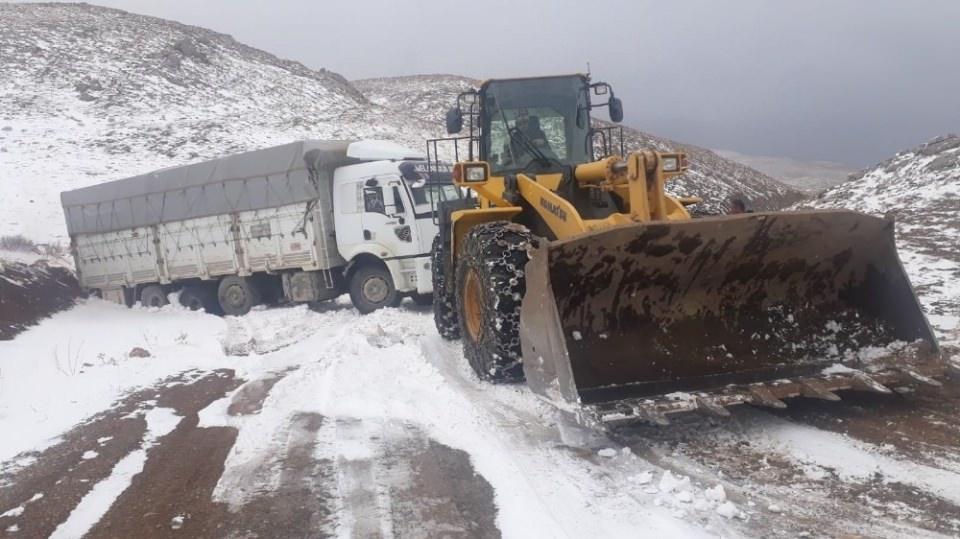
(481, 76, 590, 175)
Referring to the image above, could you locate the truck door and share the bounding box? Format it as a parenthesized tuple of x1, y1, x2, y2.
(359, 177, 419, 259)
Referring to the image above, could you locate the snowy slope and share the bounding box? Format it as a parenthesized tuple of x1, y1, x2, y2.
(801, 134, 960, 345)
(355, 75, 806, 213)
(0, 3, 439, 242)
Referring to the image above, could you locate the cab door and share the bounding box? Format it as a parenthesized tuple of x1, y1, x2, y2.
(359, 176, 418, 259)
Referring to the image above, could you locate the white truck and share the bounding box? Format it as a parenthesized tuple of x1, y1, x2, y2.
(60, 140, 459, 315)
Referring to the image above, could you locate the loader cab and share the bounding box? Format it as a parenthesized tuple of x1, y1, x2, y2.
(442, 74, 625, 176)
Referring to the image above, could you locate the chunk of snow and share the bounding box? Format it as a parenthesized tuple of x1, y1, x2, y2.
(82, 450, 98, 460)
(658, 471, 691, 493)
(634, 471, 653, 485)
(1, 506, 25, 518)
(597, 448, 618, 458)
(704, 484, 726, 502)
(715, 501, 739, 519)
(768, 504, 782, 513)
(571, 330, 582, 341)
(675, 490, 693, 503)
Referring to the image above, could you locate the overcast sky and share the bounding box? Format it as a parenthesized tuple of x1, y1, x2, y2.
(66, 0, 960, 165)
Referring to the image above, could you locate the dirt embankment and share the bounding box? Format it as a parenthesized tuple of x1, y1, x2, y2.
(0, 260, 80, 340)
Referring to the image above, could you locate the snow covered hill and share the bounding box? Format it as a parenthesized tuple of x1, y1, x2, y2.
(0, 3, 438, 242)
(356, 75, 806, 213)
(801, 134, 960, 345)
(0, 3, 802, 243)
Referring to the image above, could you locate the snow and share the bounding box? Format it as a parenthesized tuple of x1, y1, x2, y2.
(346, 139, 424, 160)
(715, 501, 740, 519)
(0, 300, 225, 462)
(1, 505, 24, 518)
(725, 411, 960, 506)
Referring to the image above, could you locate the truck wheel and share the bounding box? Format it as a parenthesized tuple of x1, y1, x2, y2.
(455, 221, 534, 383)
(431, 235, 460, 339)
(140, 284, 168, 308)
(179, 285, 219, 313)
(349, 264, 401, 314)
(217, 276, 261, 316)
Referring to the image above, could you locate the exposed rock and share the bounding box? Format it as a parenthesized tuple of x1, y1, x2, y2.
(128, 347, 151, 358)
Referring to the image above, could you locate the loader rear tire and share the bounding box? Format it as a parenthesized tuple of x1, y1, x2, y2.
(432, 235, 460, 340)
(455, 222, 535, 383)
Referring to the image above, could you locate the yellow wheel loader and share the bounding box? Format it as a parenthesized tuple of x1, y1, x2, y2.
(428, 74, 946, 426)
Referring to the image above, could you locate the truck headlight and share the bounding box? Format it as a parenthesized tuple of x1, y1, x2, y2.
(661, 157, 679, 172)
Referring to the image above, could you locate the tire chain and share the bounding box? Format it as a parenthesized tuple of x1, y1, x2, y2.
(464, 221, 538, 381)
(431, 234, 460, 339)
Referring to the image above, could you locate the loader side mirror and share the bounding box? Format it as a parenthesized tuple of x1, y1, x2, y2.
(446, 107, 463, 134)
(608, 97, 624, 123)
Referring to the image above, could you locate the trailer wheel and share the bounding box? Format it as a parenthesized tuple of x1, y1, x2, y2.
(431, 235, 460, 339)
(179, 285, 219, 314)
(455, 221, 534, 383)
(139, 284, 168, 308)
(349, 264, 401, 314)
(217, 276, 261, 316)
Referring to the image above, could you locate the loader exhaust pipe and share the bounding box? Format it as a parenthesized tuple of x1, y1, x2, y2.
(520, 210, 940, 408)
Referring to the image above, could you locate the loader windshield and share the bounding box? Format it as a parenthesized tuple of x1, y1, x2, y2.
(481, 76, 590, 175)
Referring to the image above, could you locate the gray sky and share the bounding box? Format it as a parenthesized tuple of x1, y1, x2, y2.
(76, 0, 960, 165)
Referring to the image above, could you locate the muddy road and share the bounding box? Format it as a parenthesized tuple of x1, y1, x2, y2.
(0, 370, 499, 539)
(1, 308, 958, 538)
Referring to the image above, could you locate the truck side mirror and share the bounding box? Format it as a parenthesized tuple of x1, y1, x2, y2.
(446, 107, 463, 134)
(608, 97, 624, 123)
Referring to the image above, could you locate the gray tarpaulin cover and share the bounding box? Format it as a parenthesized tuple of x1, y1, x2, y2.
(61, 140, 360, 236)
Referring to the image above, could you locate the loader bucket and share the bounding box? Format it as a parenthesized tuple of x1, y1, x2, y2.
(520, 210, 941, 418)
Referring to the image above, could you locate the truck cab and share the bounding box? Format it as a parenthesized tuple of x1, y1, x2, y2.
(331, 141, 460, 312)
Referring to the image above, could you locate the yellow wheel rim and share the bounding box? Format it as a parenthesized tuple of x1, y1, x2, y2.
(463, 268, 483, 341)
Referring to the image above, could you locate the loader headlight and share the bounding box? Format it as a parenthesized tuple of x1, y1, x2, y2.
(661, 156, 679, 172)
(454, 162, 490, 184)
(465, 165, 487, 182)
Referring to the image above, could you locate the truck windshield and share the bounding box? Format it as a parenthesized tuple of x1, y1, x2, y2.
(411, 184, 460, 206)
(398, 161, 460, 217)
(481, 76, 590, 175)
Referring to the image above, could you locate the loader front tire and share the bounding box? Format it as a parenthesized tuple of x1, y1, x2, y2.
(455, 222, 534, 383)
(432, 235, 460, 339)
